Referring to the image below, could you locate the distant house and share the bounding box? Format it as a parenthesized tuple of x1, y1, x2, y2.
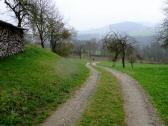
(0, 20, 25, 58)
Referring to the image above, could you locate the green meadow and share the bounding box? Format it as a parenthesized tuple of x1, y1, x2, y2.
(100, 61, 168, 125)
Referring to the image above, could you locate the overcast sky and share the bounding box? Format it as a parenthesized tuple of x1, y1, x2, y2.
(0, 0, 166, 31)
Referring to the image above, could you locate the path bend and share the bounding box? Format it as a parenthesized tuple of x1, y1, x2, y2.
(41, 63, 99, 126)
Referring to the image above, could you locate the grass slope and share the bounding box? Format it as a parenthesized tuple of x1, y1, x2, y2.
(0, 45, 89, 125)
(100, 61, 168, 125)
(78, 66, 125, 126)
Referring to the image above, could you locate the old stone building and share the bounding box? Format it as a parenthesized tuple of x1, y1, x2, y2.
(0, 20, 24, 58)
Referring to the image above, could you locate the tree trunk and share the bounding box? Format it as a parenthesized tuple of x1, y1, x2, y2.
(112, 51, 119, 67)
(50, 33, 56, 52)
(122, 50, 125, 68)
(79, 52, 82, 59)
(41, 42, 45, 48)
(17, 20, 22, 28)
(122, 57, 125, 68)
(40, 34, 45, 48)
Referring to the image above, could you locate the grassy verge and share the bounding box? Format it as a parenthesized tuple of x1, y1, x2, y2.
(100, 61, 168, 125)
(0, 45, 89, 125)
(78, 66, 125, 126)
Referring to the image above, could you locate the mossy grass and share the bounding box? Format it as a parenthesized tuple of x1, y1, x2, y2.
(0, 45, 89, 125)
(78, 65, 125, 126)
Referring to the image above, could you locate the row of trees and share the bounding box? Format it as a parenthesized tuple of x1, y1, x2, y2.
(4, 0, 73, 56)
(73, 33, 137, 68)
(101, 0, 168, 66)
(73, 31, 168, 67)
(73, 39, 98, 59)
(4, 0, 168, 62)
(74, 0, 168, 67)
(138, 42, 168, 63)
(73, 1, 168, 67)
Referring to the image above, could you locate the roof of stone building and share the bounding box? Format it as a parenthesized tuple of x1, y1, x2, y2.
(0, 20, 25, 30)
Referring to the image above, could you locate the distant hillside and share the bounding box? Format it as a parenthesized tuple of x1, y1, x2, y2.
(77, 21, 157, 46)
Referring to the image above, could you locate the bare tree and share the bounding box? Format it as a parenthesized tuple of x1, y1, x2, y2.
(139, 42, 168, 63)
(47, 10, 72, 56)
(103, 32, 135, 68)
(103, 32, 121, 66)
(53, 29, 72, 56)
(29, 0, 51, 48)
(54, 39, 73, 56)
(28, 0, 70, 49)
(47, 9, 65, 51)
(120, 34, 136, 68)
(127, 45, 136, 69)
(158, 1, 168, 48)
(4, 0, 30, 27)
(84, 39, 98, 60)
(73, 41, 84, 59)
(158, 20, 168, 48)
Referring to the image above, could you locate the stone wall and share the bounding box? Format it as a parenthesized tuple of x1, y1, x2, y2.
(0, 25, 24, 58)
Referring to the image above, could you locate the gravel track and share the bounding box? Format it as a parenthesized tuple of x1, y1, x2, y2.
(41, 62, 164, 126)
(103, 67, 164, 126)
(41, 63, 99, 126)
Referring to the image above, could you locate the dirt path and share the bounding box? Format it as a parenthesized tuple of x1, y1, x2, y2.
(102, 67, 164, 126)
(41, 63, 99, 126)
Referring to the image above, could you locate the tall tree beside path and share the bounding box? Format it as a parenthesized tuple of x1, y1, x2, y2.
(159, 0, 168, 48)
(29, 0, 50, 48)
(4, 0, 30, 27)
(4, 0, 73, 51)
(28, 0, 72, 50)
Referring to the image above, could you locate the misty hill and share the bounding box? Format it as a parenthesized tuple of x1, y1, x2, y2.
(77, 21, 157, 46)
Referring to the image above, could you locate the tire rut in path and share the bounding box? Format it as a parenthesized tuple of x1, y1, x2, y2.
(103, 67, 164, 126)
(41, 63, 99, 126)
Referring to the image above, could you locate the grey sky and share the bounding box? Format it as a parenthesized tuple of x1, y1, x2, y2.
(0, 0, 16, 24)
(55, 0, 165, 30)
(0, 0, 166, 31)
